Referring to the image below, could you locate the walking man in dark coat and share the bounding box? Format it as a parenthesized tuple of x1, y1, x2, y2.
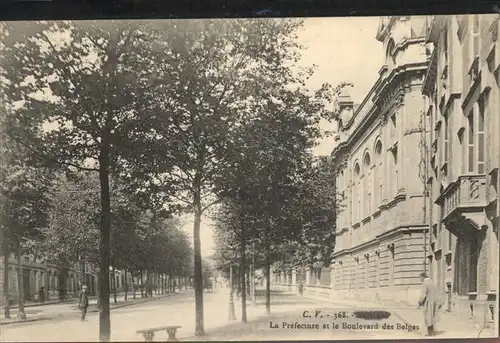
(418, 272, 442, 336)
(78, 285, 89, 322)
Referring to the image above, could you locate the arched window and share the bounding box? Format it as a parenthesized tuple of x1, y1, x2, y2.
(364, 153, 371, 167)
(338, 170, 346, 228)
(354, 163, 361, 221)
(363, 153, 372, 217)
(391, 146, 399, 197)
(375, 141, 383, 205)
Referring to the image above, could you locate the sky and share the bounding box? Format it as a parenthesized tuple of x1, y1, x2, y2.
(183, 16, 385, 258)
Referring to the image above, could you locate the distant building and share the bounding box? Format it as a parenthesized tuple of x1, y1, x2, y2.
(330, 16, 430, 304)
(0, 253, 98, 305)
(422, 14, 499, 327)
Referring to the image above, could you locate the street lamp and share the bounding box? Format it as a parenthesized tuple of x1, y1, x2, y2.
(228, 261, 236, 321)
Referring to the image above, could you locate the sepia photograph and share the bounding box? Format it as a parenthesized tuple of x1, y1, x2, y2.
(0, 14, 499, 342)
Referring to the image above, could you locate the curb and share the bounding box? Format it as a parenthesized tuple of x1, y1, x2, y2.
(0, 293, 179, 326)
(9, 299, 76, 309)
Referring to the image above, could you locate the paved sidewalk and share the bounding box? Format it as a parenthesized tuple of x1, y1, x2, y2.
(7, 290, 153, 309)
(181, 288, 335, 341)
(183, 289, 422, 341)
(0, 291, 184, 326)
(295, 291, 496, 339)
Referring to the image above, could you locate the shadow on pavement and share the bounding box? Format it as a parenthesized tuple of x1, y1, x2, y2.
(183, 292, 421, 341)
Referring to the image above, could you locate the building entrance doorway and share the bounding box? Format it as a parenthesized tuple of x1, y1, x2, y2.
(23, 269, 31, 301)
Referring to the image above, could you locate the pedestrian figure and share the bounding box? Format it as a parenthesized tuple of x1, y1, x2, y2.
(78, 285, 89, 322)
(38, 287, 45, 303)
(418, 272, 442, 336)
(298, 282, 304, 296)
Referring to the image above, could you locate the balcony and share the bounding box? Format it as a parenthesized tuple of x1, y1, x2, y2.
(436, 174, 488, 233)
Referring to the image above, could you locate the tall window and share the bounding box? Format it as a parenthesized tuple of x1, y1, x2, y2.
(364, 153, 372, 216)
(478, 98, 485, 173)
(472, 15, 480, 58)
(391, 113, 397, 138)
(468, 111, 475, 173)
(354, 163, 361, 221)
(339, 170, 346, 227)
(466, 101, 486, 174)
(392, 147, 399, 196)
(443, 117, 449, 164)
(443, 26, 448, 64)
(375, 141, 383, 205)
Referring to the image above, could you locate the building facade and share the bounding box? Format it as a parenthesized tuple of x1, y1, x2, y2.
(270, 14, 499, 330)
(422, 14, 499, 327)
(330, 16, 431, 305)
(0, 253, 98, 305)
(1, 251, 172, 306)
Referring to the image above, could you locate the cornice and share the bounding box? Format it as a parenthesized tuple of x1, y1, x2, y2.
(331, 225, 427, 259)
(373, 62, 428, 106)
(331, 62, 427, 160)
(393, 37, 427, 55)
(375, 225, 427, 241)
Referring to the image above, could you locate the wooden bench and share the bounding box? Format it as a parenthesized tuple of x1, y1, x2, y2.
(136, 326, 182, 341)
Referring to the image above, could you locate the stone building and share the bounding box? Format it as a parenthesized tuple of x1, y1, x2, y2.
(0, 253, 98, 305)
(330, 16, 430, 305)
(0, 250, 169, 306)
(422, 14, 499, 327)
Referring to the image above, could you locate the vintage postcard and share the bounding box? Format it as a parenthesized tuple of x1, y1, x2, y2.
(0, 14, 499, 342)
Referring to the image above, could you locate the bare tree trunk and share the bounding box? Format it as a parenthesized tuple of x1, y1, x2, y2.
(237, 267, 241, 296)
(193, 185, 204, 336)
(16, 241, 26, 320)
(124, 269, 128, 302)
(112, 266, 117, 304)
(2, 234, 11, 319)
(147, 271, 152, 297)
(265, 250, 271, 315)
(156, 274, 159, 295)
(240, 215, 247, 323)
(80, 260, 85, 289)
(98, 147, 112, 342)
(140, 270, 144, 298)
(246, 272, 250, 296)
(132, 271, 136, 300)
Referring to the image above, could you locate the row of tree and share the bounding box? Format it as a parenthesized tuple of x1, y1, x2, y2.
(0, 155, 194, 319)
(0, 18, 346, 340)
(212, 152, 341, 321)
